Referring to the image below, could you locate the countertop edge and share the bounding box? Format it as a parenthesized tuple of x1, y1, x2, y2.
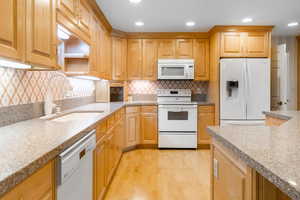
(263, 111, 292, 120)
(206, 126, 300, 200)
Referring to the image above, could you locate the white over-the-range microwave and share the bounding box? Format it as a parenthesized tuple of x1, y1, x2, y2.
(157, 59, 195, 80)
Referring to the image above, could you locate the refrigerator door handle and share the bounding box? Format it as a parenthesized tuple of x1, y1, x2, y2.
(244, 61, 249, 116)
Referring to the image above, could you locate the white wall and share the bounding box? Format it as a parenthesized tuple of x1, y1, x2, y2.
(271, 36, 298, 110)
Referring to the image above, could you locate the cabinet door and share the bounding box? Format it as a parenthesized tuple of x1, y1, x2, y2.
(142, 39, 158, 80)
(94, 141, 106, 200)
(126, 112, 140, 147)
(245, 32, 269, 57)
(78, 0, 91, 36)
(0, 0, 24, 61)
(141, 112, 158, 144)
(112, 37, 124, 80)
(57, 0, 78, 25)
(198, 107, 214, 145)
(105, 131, 115, 184)
(127, 39, 142, 80)
(25, 0, 57, 68)
(213, 149, 246, 200)
(176, 39, 193, 58)
(104, 32, 112, 80)
(193, 39, 209, 81)
(220, 32, 244, 57)
(0, 183, 24, 200)
(89, 17, 98, 77)
(158, 39, 176, 58)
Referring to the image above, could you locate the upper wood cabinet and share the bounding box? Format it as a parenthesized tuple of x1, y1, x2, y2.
(57, 0, 78, 25)
(127, 39, 142, 80)
(244, 32, 269, 57)
(221, 32, 270, 58)
(142, 39, 158, 80)
(0, 161, 55, 200)
(25, 0, 57, 68)
(193, 39, 210, 81)
(0, 0, 24, 62)
(78, 0, 91, 36)
(158, 39, 176, 59)
(98, 31, 112, 80)
(176, 39, 193, 58)
(112, 37, 127, 80)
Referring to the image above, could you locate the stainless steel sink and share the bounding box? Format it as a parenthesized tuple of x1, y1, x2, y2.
(42, 111, 104, 122)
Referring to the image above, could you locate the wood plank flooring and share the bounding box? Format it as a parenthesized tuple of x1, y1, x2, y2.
(104, 149, 211, 200)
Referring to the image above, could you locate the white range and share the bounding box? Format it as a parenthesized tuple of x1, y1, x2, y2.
(157, 89, 197, 148)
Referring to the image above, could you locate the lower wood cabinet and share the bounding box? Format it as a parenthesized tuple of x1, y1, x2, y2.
(198, 105, 215, 147)
(140, 106, 158, 145)
(94, 139, 106, 200)
(0, 161, 55, 200)
(125, 106, 141, 147)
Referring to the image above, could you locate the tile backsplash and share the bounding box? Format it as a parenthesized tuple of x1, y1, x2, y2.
(0, 67, 95, 108)
(128, 80, 208, 95)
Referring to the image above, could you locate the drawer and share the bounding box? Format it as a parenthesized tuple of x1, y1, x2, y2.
(96, 120, 107, 141)
(107, 114, 115, 129)
(126, 106, 140, 114)
(198, 105, 215, 113)
(141, 106, 157, 113)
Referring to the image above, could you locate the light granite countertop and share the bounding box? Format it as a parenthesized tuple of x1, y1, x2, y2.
(207, 111, 300, 200)
(0, 100, 214, 196)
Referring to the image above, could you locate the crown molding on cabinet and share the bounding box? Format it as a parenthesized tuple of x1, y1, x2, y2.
(209, 25, 274, 34)
(111, 29, 128, 38)
(126, 32, 209, 39)
(86, 0, 113, 33)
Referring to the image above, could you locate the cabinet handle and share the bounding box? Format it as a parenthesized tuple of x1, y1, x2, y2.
(213, 158, 219, 179)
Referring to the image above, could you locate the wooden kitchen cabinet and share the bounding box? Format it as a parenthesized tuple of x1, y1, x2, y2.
(245, 32, 269, 57)
(176, 39, 193, 58)
(112, 37, 127, 80)
(0, 0, 24, 62)
(98, 31, 112, 80)
(221, 32, 270, 58)
(127, 39, 142, 80)
(158, 39, 176, 59)
(0, 161, 55, 200)
(193, 39, 210, 81)
(57, 0, 78, 25)
(198, 105, 215, 147)
(141, 106, 158, 145)
(265, 115, 288, 126)
(126, 106, 141, 147)
(78, 0, 91, 36)
(94, 139, 106, 200)
(142, 39, 158, 80)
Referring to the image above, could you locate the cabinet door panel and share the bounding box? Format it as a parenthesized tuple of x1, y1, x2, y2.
(112, 37, 125, 80)
(94, 142, 106, 200)
(127, 39, 142, 80)
(193, 39, 209, 80)
(245, 32, 269, 57)
(198, 112, 214, 145)
(0, 0, 24, 61)
(141, 112, 158, 144)
(57, 0, 78, 25)
(158, 39, 176, 59)
(26, 0, 56, 68)
(221, 32, 244, 57)
(78, 0, 91, 36)
(126, 113, 140, 147)
(176, 39, 193, 58)
(214, 149, 246, 200)
(142, 39, 158, 80)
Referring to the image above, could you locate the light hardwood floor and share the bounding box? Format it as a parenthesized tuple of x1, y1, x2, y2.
(104, 149, 211, 200)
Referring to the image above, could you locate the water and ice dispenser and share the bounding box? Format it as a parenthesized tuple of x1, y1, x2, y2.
(226, 80, 239, 97)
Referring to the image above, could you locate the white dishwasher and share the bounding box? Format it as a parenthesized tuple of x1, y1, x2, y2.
(57, 130, 96, 200)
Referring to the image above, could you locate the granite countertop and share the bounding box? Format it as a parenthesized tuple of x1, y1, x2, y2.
(207, 111, 300, 200)
(0, 100, 214, 196)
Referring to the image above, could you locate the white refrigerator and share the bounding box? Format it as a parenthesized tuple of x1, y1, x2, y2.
(220, 59, 270, 125)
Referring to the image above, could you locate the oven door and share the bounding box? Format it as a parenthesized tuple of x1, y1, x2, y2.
(158, 105, 197, 132)
(158, 64, 187, 79)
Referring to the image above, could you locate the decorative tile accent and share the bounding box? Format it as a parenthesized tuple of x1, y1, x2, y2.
(128, 80, 208, 94)
(0, 67, 95, 108)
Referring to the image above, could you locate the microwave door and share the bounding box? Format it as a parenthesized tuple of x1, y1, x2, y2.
(158, 64, 186, 79)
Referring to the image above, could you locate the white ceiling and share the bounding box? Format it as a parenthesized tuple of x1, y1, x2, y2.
(96, 0, 300, 36)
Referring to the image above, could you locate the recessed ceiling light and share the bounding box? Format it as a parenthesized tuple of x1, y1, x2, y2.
(186, 21, 196, 27)
(135, 21, 144, 26)
(129, 0, 141, 4)
(288, 22, 299, 27)
(242, 18, 253, 23)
